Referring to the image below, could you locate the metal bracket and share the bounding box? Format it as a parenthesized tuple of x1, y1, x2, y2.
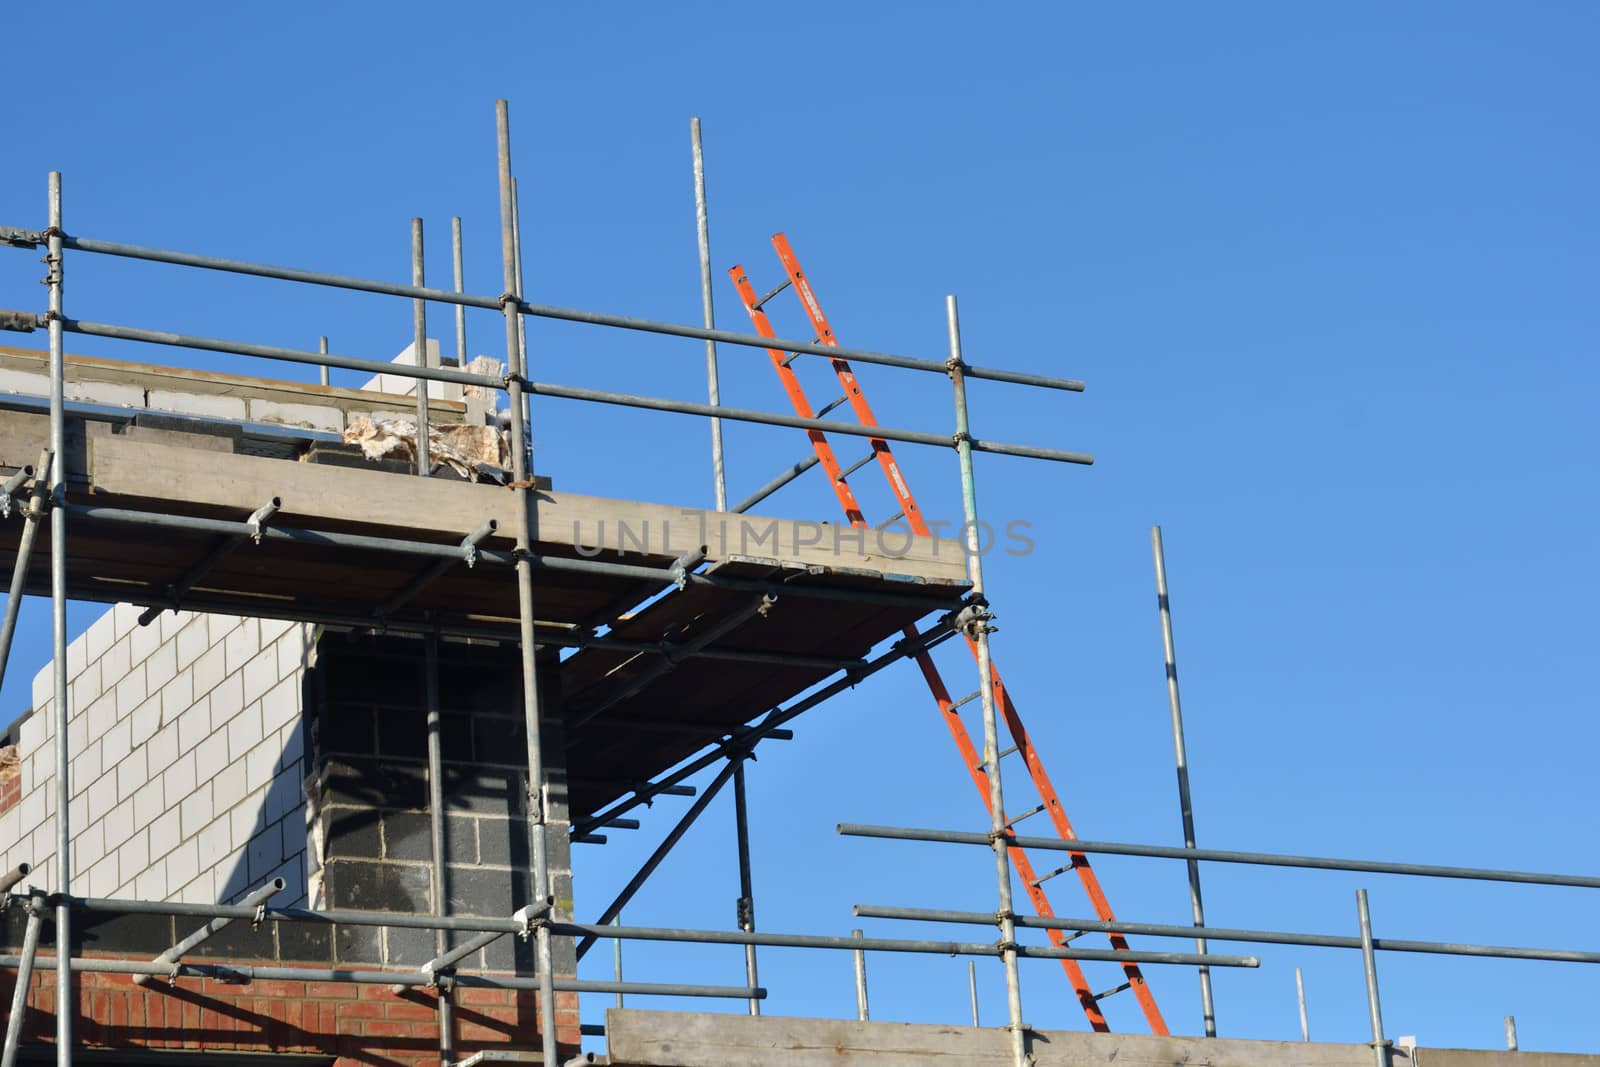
(517, 899, 553, 941)
(669, 546, 708, 590)
(949, 598, 993, 637)
(0, 310, 42, 333)
(246, 498, 281, 545)
(756, 593, 777, 617)
(0, 227, 44, 249)
(950, 429, 973, 449)
(0, 463, 36, 520)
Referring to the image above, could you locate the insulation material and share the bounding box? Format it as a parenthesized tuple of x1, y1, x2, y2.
(342, 415, 510, 482)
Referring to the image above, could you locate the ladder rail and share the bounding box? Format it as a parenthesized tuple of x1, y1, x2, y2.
(906, 631, 1110, 1030)
(731, 236, 1169, 1035)
(728, 267, 868, 527)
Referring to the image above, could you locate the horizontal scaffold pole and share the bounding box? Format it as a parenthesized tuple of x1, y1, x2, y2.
(851, 904, 1600, 966)
(68, 504, 964, 612)
(63, 319, 502, 389)
(53, 233, 1087, 392)
(53, 318, 1090, 465)
(551, 921, 1259, 967)
(836, 824, 1600, 890)
(0, 953, 760, 1001)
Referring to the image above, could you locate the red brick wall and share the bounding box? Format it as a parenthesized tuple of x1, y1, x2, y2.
(0, 957, 582, 1067)
(0, 744, 20, 817)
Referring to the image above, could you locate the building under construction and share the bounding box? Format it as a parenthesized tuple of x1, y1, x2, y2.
(0, 102, 1596, 1067)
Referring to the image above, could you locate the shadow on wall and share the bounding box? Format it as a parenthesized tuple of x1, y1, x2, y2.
(208, 620, 322, 910)
(214, 717, 310, 907)
(0, 605, 318, 908)
(297, 632, 542, 971)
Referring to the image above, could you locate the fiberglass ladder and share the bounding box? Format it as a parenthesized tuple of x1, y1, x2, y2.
(727, 235, 1168, 1034)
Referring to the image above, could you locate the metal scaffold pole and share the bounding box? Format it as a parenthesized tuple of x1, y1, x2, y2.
(424, 632, 453, 1067)
(690, 117, 726, 511)
(946, 294, 1028, 1067)
(411, 217, 431, 475)
(1357, 890, 1388, 1067)
(1150, 525, 1215, 1035)
(0, 452, 49, 688)
(732, 755, 760, 1015)
(1, 895, 45, 1067)
(494, 99, 559, 1067)
(1296, 966, 1310, 1042)
(46, 169, 74, 1067)
(451, 216, 467, 368)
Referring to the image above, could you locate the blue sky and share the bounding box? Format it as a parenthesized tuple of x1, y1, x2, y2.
(2, 0, 1597, 1054)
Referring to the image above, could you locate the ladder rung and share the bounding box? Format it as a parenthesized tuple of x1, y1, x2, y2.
(951, 690, 981, 709)
(1004, 803, 1046, 828)
(874, 510, 905, 530)
(1092, 981, 1133, 1002)
(973, 745, 1018, 773)
(753, 277, 792, 309)
(836, 452, 876, 483)
(1031, 860, 1077, 887)
(816, 394, 850, 418)
(781, 338, 822, 367)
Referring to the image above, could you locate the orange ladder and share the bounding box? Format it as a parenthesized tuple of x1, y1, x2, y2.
(728, 235, 1168, 1034)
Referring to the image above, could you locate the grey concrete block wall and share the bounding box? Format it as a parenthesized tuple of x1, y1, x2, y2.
(305, 634, 573, 972)
(0, 604, 314, 906)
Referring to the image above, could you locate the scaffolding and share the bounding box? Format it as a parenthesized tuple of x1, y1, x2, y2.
(0, 100, 1596, 1067)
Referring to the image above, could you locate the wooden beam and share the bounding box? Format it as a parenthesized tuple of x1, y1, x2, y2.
(85, 437, 969, 583)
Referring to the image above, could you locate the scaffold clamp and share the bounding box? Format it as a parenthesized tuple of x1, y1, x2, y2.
(0, 227, 43, 249)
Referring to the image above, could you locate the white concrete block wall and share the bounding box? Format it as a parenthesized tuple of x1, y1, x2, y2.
(0, 603, 314, 907)
(0, 337, 499, 908)
(365, 340, 458, 402)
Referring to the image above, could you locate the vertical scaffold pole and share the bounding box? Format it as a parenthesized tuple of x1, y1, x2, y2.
(968, 959, 980, 1026)
(509, 179, 535, 482)
(318, 336, 330, 387)
(852, 929, 870, 1021)
(613, 914, 624, 1011)
(1296, 967, 1310, 1042)
(451, 217, 467, 368)
(1357, 890, 1388, 1067)
(690, 117, 726, 511)
(424, 631, 453, 1067)
(947, 294, 1027, 1067)
(1150, 525, 1215, 1036)
(46, 170, 74, 1067)
(732, 755, 760, 1015)
(411, 218, 431, 476)
(495, 99, 559, 1067)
